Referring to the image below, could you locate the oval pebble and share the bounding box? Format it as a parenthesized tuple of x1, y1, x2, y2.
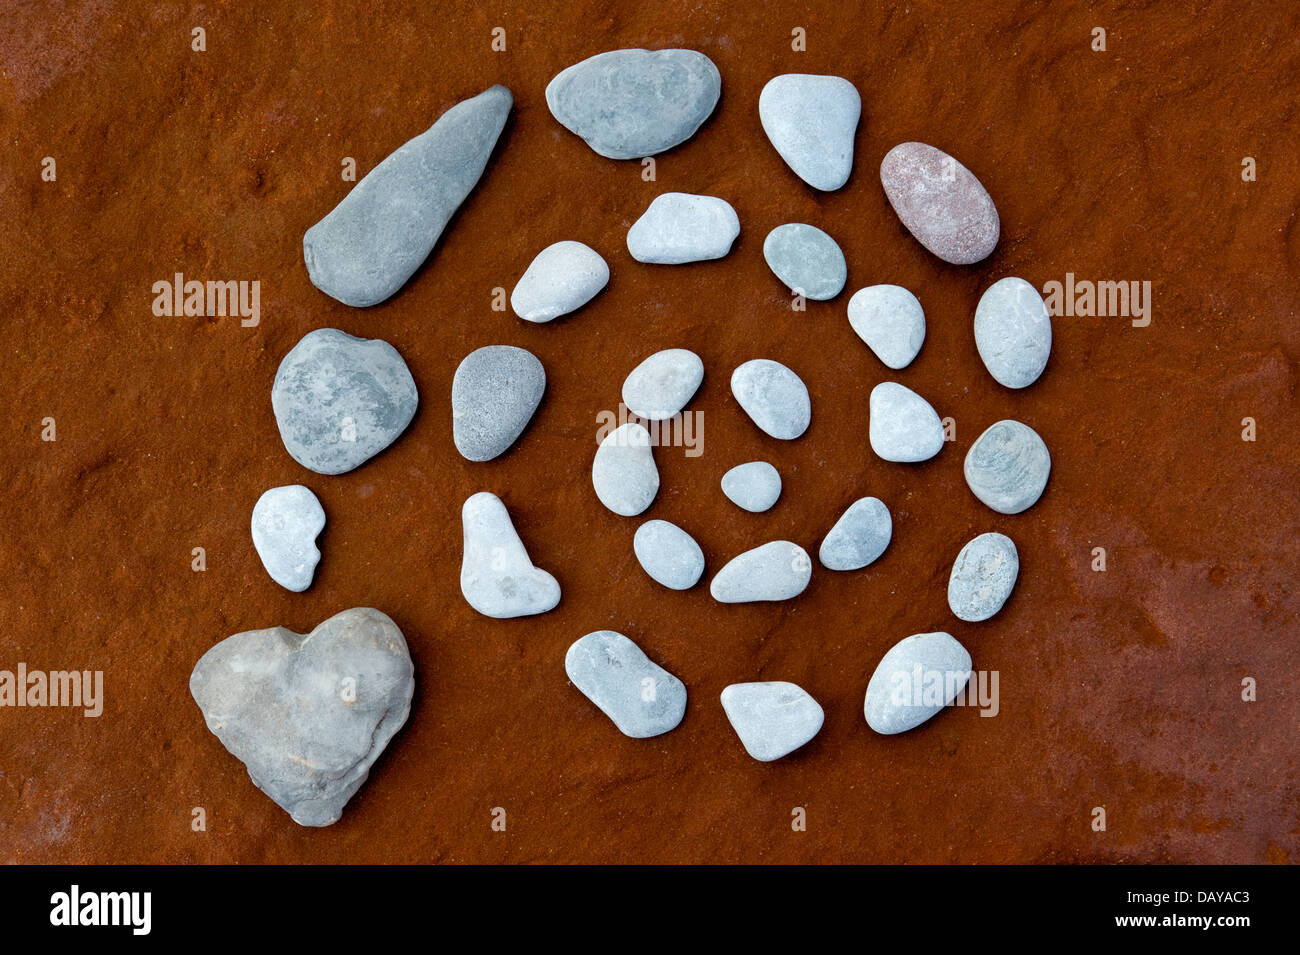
(460, 492, 560, 619)
(819, 497, 891, 571)
(565, 630, 687, 738)
(758, 73, 861, 191)
(731, 359, 811, 440)
(847, 285, 925, 370)
(721, 682, 824, 761)
(710, 541, 812, 603)
(880, 141, 999, 265)
(974, 276, 1052, 388)
(868, 381, 944, 463)
(964, 419, 1051, 514)
(451, 345, 545, 461)
(762, 223, 847, 301)
(621, 348, 704, 420)
(721, 461, 782, 513)
(948, 532, 1019, 622)
(627, 192, 739, 263)
(250, 485, 325, 592)
(592, 422, 659, 516)
(864, 631, 972, 735)
(510, 241, 609, 323)
(633, 520, 705, 590)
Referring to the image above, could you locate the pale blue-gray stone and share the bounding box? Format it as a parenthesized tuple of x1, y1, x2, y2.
(868, 381, 944, 463)
(948, 532, 1019, 622)
(974, 276, 1052, 388)
(964, 419, 1051, 514)
(510, 241, 609, 323)
(864, 631, 971, 735)
(633, 520, 704, 590)
(762, 223, 846, 301)
(721, 461, 781, 513)
(731, 359, 811, 440)
(847, 285, 926, 369)
(720, 682, 824, 761)
(627, 192, 739, 263)
(250, 485, 325, 592)
(710, 541, 812, 603)
(621, 348, 703, 420)
(460, 492, 560, 618)
(592, 422, 659, 516)
(452, 345, 545, 462)
(759, 74, 861, 191)
(819, 497, 891, 571)
(565, 630, 686, 738)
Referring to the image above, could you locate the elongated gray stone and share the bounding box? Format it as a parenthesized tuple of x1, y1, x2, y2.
(763, 223, 846, 301)
(974, 276, 1052, 388)
(847, 285, 925, 369)
(721, 461, 781, 513)
(721, 682, 824, 761)
(621, 348, 703, 420)
(565, 630, 687, 738)
(864, 631, 971, 735)
(452, 345, 545, 462)
(303, 85, 512, 307)
(592, 422, 659, 516)
(819, 497, 891, 571)
(272, 328, 418, 475)
(546, 49, 721, 159)
(510, 241, 609, 323)
(948, 532, 1019, 622)
(634, 520, 705, 590)
(627, 192, 739, 263)
(869, 381, 944, 463)
(964, 419, 1051, 514)
(460, 492, 560, 618)
(880, 141, 999, 265)
(251, 485, 325, 592)
(710, 541, 812, 603)
(189, 608, 414, 827)
(731, 359, 811, 440)
(759, 73, 861, 191)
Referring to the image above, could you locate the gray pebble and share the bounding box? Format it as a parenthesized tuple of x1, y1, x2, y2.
(565, 630, 687, 738)
(868, 381, 944, 463)
(460, 492, 560, 618)
(948, 532, 1019, 622)
(847, 284, 925, 370)
(189, 607, 414, 827)
(627, 192, 739, 263)
(634, 520, 705, 590)
(452, 345, 545, 462)
(974, 276, 1052, 388)
(510, 241, 609, 323)
(720, 682, 824, 761)
(621, 348, 704, 420)
(546, 48, 721, 159)
(731, 359, 811, 440)
(592, 422, 659, 516)
(304, 85, 512, 307)
(710, 541, 812, 603)
(758, 73, 861, 191)
(272, 328, 418, 475)
(721, 461, 781, 513)
(250, 485, 325, 592)
(880, 141, 999, 265)
(762, 223, 847, 301)
(964, 419, 1051, 514)
(864, 631, 972, 735)
(819, 497, 891, 571)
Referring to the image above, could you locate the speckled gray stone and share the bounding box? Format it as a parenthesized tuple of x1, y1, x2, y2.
(565, 630, 687, 738)
(634, 520, 705, 590)
(189, 607, 414, 827)
(731, 359, 811, 440)
(452, 345, 545, 462)
(868, 381, 944, 463)
(721, 461, 781, 513)
(545, 49, 721, 159)
(819, 497, 892, 571)
(880, 141, 999, 265)
(621, 348, 704, 420)
(720, 682, 824, 761)
(710, 541, 812, 603)
(948, 532, 1019, 622)
(627, 193, 739, 263)
(759, 74, 860, 191)
(460, 492, 560, 618)
(864, 631, 972, 735)
(592, 422, 659, 516)
(847, 285, 926, 369)
(303, 85, 512, 307)
(250, 485, 325, 592)
(964, 419, 1051, 514)
(272, 328, 418, 475)
(974, 276, 1052, 388)
(510, 241, 609, 323)
(762, 223, 847, 301)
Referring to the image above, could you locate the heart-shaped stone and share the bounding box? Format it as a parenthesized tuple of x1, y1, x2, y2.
(189, 608, 415, 827)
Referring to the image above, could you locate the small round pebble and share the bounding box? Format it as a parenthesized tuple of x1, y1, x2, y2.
(565, 630, 687, 738)
(251, 485, 325, 592)
(819, 497, 891, 570)
(731, 359, 811, 440)
(721, 461, 781, 513)
(758, 73, 861, 191)
(511, 240, 609, 323)
(627, 193, 739, 263)
(592, 422, 659, 516)
(880, 141, 999, 265)
(864, 632, 972, 735)
(964, 419, 1051, 514)
(451, 345, 545, 462)
(762, 223, 847, 300)
(868, 382, 944, 463)
(974, 276, 1052, 388)
(710, 541, 812, 603)
(633, 520, 705, 590)
(847, 285, 926, 369)
(948, 532, 1019, 622)
(621, 348, 704, 420)
(721, 682, 824, 761)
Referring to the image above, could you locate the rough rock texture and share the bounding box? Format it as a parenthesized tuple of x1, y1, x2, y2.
(948, 532, 1019, 622)
(451, 345, 546, 462)
(880, 141, 999, 265)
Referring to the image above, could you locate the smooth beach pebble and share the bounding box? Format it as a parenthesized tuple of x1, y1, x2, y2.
(565, 630, 687, 738)
(460, 492, 560, 618)
(819, 497, 892, 571)
(868, 381, 944, 463)
(758, 73, 861, 191)
(510, 240, 609, 323)
(948, 532, 1019, 622)
(303, 85, 512, 307)
(621, 348, 704, 420)
(272, 328, 418, 475)
(864, 631, 972, 736)
(847, 285, 926, 369)
(964, 419, 1051, 514)
(545, 48, 721, 159)
(710, 541, 812, 603)
(626, 192, 739, 263)
(189, 608, 414, 827)
(720, 682, 824, 761)
(633, 519, 705, 590)
(451, 345, 545, 462)
(762, 223, 847, 300)
(731, 359, 811, 440)
(880, 141, 999, 265)
(592, 422, 660, 516)
(974, 276, 1052, 388)
(250, 485, 325, 592)
(721, 461, 782, 513)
